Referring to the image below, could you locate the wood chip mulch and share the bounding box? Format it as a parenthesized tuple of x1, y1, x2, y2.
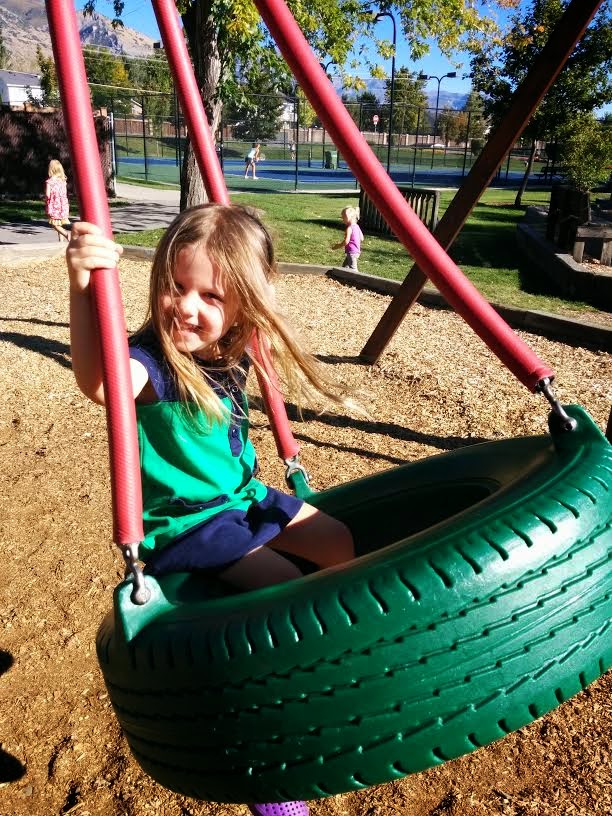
(0, 255, 610, 816)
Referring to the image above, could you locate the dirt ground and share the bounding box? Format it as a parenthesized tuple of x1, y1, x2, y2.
(0, 254, 610, 816)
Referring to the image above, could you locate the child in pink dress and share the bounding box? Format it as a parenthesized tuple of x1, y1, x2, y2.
(45, 159, 70, 241)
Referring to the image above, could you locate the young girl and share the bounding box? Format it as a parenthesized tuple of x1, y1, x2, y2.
(45, 159, 70, 241)
(66, 204, 354, 592)
(331, 205, 364, 271)
(69, 205, 345, 816)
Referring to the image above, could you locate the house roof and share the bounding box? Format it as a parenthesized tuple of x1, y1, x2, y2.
(0, 70, 42, 87)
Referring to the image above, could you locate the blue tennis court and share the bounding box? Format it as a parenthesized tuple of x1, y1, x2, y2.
(116, 155, 530, 190)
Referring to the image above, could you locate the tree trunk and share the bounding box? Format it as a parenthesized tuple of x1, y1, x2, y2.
(180, 1, 223, 210)
(515, 139, 537, 208)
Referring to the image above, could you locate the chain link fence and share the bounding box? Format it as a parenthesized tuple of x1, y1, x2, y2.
(101, 90, 578, 192)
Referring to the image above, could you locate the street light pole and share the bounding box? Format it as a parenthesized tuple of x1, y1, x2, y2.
(373, 10, 397, 175)
(419, 70, 457, 169)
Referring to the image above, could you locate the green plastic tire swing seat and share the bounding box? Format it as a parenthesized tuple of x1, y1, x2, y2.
(98, 405, 611, 803)
(45, 0, 612, 807)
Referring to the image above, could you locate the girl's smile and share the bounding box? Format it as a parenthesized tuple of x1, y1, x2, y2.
(163, 243, 238, 358)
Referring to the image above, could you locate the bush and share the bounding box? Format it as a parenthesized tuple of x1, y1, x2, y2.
(471, 137, 484, 155)
(558, 114, 612, 192)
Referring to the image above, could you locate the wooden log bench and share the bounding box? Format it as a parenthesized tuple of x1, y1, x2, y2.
(359, 186, 440, 236)
(572, 222, 612, 265)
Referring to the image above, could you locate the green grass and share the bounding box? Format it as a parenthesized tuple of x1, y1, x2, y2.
(0, 189, 603, 318)
(114, 187, 600, 317)
(0, 197, 125, 224)
(0, 200, 43, 222)
(116, 175, 180, 190)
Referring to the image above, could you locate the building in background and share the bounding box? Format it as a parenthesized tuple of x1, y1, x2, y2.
(0, 70, 43, 107)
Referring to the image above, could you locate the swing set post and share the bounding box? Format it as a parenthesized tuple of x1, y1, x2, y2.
(360, 0, 605, 364)
(252, 0, 554, 394)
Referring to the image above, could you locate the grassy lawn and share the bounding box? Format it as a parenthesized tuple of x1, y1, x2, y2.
(114, 187, 600, 317)
(0, 198, 125, 223)
(1, 188, 603, 318)
(0, 200, 45, 222)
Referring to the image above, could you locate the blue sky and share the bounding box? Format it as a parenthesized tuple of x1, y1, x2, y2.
(85, 0, 509, 99)
(83, 1, 609, 113)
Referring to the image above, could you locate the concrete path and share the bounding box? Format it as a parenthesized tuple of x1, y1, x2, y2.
(0, 182, 179, 247)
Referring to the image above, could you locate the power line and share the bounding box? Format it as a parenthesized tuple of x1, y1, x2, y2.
(88, 81, 172, 94)
(75, 45, 172, 68)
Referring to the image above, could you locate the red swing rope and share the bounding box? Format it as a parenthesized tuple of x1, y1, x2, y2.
(46, 0, 144, 546)
(150, 0, 300, 463)
(253, 0, 554, 393)
(45, 0, 300, 549)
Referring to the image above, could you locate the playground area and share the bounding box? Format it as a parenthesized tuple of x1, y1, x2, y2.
(0, 252, 610, 816)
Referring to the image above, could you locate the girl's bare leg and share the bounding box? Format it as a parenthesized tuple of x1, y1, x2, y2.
(269, 503, 354, 568)
(52, 224, 70, 241)
(219, 545, 303, 589)
(218, 505, 353, 591)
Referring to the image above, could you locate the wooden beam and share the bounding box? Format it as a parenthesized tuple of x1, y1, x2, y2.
(361, 0, 605, 364)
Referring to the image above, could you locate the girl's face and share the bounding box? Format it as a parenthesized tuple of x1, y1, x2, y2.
(162, 243, 238, 359)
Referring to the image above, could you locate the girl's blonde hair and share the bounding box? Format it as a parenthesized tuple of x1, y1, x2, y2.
(48, 159, 66, 180)
(141, 203, 347, 425)
(342, 205, 360, 223)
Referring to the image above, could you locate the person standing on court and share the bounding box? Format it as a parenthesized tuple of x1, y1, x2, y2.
(244, 142, 261, 179)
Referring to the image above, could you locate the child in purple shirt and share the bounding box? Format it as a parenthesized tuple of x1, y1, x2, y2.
(332, 205, 364, 271)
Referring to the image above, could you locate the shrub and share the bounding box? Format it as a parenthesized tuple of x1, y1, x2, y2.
(558, 114, 612, 192)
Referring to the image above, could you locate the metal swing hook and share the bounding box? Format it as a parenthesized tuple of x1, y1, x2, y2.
(284, 454, 311, 485)
(537, 377, 578, 432)
(120, 543, 151, 605)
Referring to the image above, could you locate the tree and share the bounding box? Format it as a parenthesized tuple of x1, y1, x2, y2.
(384, 68, 427, 137)
(339, 90, 380, 130)
(356, 91, 382, 131)
(37, 46, 60, 106)
(558, 112, 612, 192)
(341, 92, 360, 128)
(226, 73, 286, 141)
(471, 0, 612, 206)
(85, 0, 515, 208)
(462, 90, 487, 142)
(123, 51, 174, 119)
(0, 23, 9, 70)
(294, 86, 316, 128)
(436, 105, 467, 145)
(83, 46, 131, 109)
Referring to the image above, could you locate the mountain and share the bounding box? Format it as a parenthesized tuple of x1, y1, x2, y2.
(0, 0, 157, 72)
(343, 79, 469, 110)
(434, 89, 469, 110)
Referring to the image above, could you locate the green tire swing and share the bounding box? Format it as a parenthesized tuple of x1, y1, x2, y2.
(98, 406, 611, 803)
(46, 0, 612, 807)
